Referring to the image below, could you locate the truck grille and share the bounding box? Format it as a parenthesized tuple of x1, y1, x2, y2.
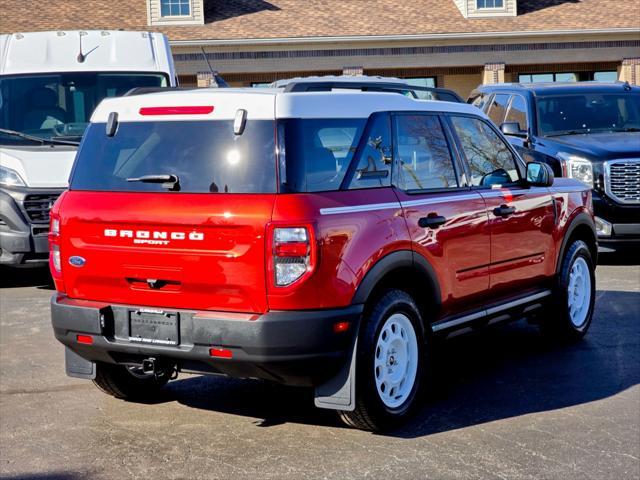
(605, 160, 640, 204)
(22, 194, 60, 223)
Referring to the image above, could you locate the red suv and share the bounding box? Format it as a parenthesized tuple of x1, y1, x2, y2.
(50, 85, 597, 431)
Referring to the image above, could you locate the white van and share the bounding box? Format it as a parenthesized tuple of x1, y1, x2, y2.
(0, 30, 176, 266)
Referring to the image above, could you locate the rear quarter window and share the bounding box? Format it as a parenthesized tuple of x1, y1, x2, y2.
(70, 120, 276, 193)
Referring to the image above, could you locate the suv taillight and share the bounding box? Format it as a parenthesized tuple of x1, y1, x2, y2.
(49, 213, 62, 278)
(269, 226, 316, 287)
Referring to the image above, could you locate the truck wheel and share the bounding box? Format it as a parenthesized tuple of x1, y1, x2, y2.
(541, 239, 595, 341)
(93, 362, 170, 401)
(339, 289, 426, 431)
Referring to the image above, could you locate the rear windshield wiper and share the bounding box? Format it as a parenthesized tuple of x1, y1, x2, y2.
(0, 128, 80, 146)
(127, 174, 181, 191)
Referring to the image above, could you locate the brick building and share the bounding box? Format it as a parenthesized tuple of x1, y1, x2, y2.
(1, 0, 639, 97)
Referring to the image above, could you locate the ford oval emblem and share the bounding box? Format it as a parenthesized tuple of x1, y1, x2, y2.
(68, 256, 86, 267)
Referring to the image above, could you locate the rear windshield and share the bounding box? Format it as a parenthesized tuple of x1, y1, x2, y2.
(281, 118, 365, 192)
(70, 120, 276, 193)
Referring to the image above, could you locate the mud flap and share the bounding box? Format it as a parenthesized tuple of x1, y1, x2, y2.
(65, 347, 96, 380)
(314, 338, 357, 411)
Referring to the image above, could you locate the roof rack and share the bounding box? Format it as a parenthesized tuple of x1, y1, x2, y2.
(123, 86, 198, 97)
(282, 81, 463, 103)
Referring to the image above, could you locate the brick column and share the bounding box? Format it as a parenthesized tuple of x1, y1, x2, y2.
(619, 58, 640, 85)
(482, 63, 506, 85)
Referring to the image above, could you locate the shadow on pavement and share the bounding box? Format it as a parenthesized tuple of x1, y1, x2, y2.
(1, 473, 88, 480)
(162, 289, 639, 435)
(598, 249, 640, 266)
(0, 266, 54, 289)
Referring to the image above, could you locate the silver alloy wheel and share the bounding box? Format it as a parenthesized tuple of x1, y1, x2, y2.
(374, 312, 419, 409)
(567, 256, 591, 328)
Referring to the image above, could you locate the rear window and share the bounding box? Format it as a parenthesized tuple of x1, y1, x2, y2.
(280, 118, 365, 192)
(70, 120, 276, 193)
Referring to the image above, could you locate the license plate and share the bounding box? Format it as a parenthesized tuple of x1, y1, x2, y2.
(129, 309, 179, 346)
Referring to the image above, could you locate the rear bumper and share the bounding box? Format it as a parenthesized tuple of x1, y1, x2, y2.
(51, 295, 362, 387)
(0, 187, 59, 266)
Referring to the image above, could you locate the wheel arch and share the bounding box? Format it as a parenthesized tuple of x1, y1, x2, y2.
(557, 211, 597, 274)
(351, 250, 442, 334)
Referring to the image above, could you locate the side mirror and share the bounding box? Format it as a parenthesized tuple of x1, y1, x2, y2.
(500, 122, 528, 138)
(526, 161, 554, 187)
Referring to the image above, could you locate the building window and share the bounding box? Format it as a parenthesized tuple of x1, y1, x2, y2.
(161, 0, 190, 17)
(519, 71, 619, 83)
(403, 77, 437, 88)
(477, 0, 504, 8)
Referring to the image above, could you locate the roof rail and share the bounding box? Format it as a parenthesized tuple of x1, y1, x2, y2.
(282, 81, 463, 103)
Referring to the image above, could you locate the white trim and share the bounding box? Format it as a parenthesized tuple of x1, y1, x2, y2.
(169, 28, 639, 47)
(401, 193, 482, 207)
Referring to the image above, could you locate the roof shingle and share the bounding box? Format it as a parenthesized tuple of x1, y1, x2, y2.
(1, 0, 638, 42)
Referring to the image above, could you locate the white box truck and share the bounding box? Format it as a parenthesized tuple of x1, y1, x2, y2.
(0, 30, 177, 266)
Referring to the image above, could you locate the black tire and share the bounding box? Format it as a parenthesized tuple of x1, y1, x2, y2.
(338, 289, 427, 431)
(93, 362, 170, 401)
(540, 239, 596, 341)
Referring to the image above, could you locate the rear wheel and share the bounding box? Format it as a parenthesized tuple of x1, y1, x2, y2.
(339, 289, 426, 431)
(541, 239, 595, 341)
(93, 362, 171, 401)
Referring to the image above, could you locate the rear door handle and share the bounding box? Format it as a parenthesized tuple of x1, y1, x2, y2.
(418, 215, 447, 229)
(493, 205, 516, 217)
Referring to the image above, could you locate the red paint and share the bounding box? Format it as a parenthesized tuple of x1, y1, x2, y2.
(139, 106, 214, 116)
(51, 180, 591, 323)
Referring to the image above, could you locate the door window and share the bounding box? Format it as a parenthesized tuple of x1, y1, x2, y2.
(394, 114, 458, 191)
(504, 95, 528, 131)
(450, 116, 520, 187)
(487, 94, 510, 125)
(348, 114, 392, 189)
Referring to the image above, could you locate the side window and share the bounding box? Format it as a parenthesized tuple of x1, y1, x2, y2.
(394, 114, 458, 191)
(472, 93, 489, 110)
(450, 116, 520, 187)
(348, 114, 392, 189)
(487, 93, 510, 126)
(505, 95, 528, 131)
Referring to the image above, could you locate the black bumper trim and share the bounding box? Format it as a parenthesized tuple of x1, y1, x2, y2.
(51, 295, 363, 386)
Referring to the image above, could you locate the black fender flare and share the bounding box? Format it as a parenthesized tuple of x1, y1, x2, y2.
(556, 211, 597, 275)
(351, 249, 442, 324)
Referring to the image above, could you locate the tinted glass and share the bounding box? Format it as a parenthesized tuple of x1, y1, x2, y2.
(487, 94, 510, 125)
(0, 73, 167, 145)
(404, 77, 436, 88)
(395, 115, 458, 191)
(71, 121, 276, 193)
(536, 93, 640, 136)
(349, 115, 392, 190)
(505, 95, 528, 130)
(451, 116, 519, 187)
(472, 93, 490, 110)
(593, 71, 617, 82)
(281, 118, 365, 192)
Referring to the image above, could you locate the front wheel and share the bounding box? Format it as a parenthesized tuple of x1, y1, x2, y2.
(339, 289, 426, 431)
(541, 239, 596, 341)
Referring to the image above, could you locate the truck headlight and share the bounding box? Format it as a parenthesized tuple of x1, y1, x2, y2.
(557, 153, 593, 187)
(0, 165, 26, 187)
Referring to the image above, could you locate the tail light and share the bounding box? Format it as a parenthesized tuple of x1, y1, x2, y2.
(268, 225, 316, 288)
(49, 212, 65, 292)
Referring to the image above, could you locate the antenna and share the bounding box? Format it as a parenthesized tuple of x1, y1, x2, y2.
(199, 47, 229, 88)
(77, 31, 86, 63)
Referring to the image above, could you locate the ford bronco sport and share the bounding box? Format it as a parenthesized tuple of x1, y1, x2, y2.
(50, 85, 597, 431)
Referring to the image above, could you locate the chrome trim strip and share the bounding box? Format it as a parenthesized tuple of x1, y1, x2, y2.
(603, 159, 640, 205)
(432, 290, 552, 332)
(320, 202, 401, 215)
(320, 193, 482, 215)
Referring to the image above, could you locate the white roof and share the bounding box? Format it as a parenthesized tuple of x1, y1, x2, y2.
(271, 75, 412, 88)
(0, 30, 173, 75)
(91, 88, 485, 123)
